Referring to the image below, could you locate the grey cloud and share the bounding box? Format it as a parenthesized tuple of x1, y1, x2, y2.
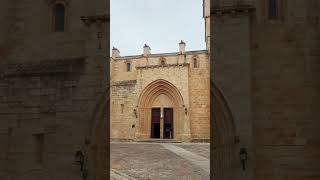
(111, 0, 205, 56)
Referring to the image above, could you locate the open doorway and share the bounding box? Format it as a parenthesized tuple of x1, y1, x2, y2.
(151, 108, 161, 138)
(164, 108, 173, 139)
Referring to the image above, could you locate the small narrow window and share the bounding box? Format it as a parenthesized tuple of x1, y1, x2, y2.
(121, 104, 124, 113)
(159, 58, 166, 66)
(54, 4, 65, 32)
(193, 58, 199, 68)
(126, 63, 131, 72)
(33, 133, 44, 164)
(268, 0, 277, 19)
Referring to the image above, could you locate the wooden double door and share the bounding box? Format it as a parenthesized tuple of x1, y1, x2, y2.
(151, 108, 173, 139)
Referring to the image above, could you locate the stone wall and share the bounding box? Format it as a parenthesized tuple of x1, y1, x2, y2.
(4, 0, 99, 63)
(110, 80, 137, 140)
(204, 0, 210, 52)
(210, 0, 320, 179)
(211, 11, 254, 180)
(252, 0, 320, 179)
(188, 53, 210, 139)
(0, 0, 109, 179)
(0, 57, 103, 180)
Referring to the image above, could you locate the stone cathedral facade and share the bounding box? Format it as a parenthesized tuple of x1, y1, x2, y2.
(110, 42, 210, 142)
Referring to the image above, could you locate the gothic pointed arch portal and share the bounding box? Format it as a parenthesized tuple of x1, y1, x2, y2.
(211, 80, 240, 179)
(83, 86, 109, 180)
(136, 79, 189, 140)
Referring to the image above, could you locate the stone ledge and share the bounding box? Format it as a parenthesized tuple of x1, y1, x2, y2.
(112, 50, 208, 60)
(0, 57, 86, 78)
(211, 5, 255, 16)
(110, 138, 134, 142)
(136, 63, 189, 70)
(110, 169, 137, 180)
(111, 80, 137, 86)
(190, 138, 210, 143)
(135, 139, 182, 143)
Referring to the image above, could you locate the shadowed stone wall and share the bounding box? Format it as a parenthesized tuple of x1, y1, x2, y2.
(0, 0, 109, 179)
(252, 0, 320, 179)
(210, 0, 320, 179)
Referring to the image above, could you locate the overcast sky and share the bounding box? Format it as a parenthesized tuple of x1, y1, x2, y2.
(110, 0, 205, 56)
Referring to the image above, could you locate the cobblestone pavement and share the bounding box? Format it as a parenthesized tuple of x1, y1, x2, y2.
(110, 142, 210, 180)
(174, 144, 210, 159)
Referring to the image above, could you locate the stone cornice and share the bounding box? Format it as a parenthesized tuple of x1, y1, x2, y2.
(136, 63, 189, 70)
(81, 14, 109, 27)
(46, 0, 70, 6)
(111, 80, 137, 86)
(211, 5, 255, 16)
(0, 57, 86, 78)
(113, 50, 208, 60)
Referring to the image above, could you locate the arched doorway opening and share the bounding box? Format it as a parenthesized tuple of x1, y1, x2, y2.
(136, 79, 187, 140)
(150, 93, 175, 139)
(85, 87, 109, 180)
(211, 80, 239, 179)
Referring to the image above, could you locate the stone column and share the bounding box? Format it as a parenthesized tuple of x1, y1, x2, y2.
(160, 107, 164, 139)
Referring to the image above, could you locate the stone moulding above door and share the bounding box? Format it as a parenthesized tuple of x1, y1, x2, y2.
(45, 0, 70, 6)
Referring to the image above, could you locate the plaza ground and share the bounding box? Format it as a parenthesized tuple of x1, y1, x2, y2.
(110, 142, 210, 180)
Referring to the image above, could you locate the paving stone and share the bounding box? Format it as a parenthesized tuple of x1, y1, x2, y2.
(110, 143, 210, 180)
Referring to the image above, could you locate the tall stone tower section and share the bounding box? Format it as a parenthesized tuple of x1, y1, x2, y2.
(203, 0, 210, 53)
(210, 0, 255, 179)
(210, 0, 320, 180)
(0, 0, 109, 180)
(252, 1, 320, 180)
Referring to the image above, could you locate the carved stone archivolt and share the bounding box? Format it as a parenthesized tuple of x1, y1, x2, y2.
(136, 79, 186, 139)
(85, 85, 110, 180)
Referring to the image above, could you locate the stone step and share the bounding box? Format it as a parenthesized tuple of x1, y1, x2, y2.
(110, 169, 137, 180)
(135, 139, 182, 143)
